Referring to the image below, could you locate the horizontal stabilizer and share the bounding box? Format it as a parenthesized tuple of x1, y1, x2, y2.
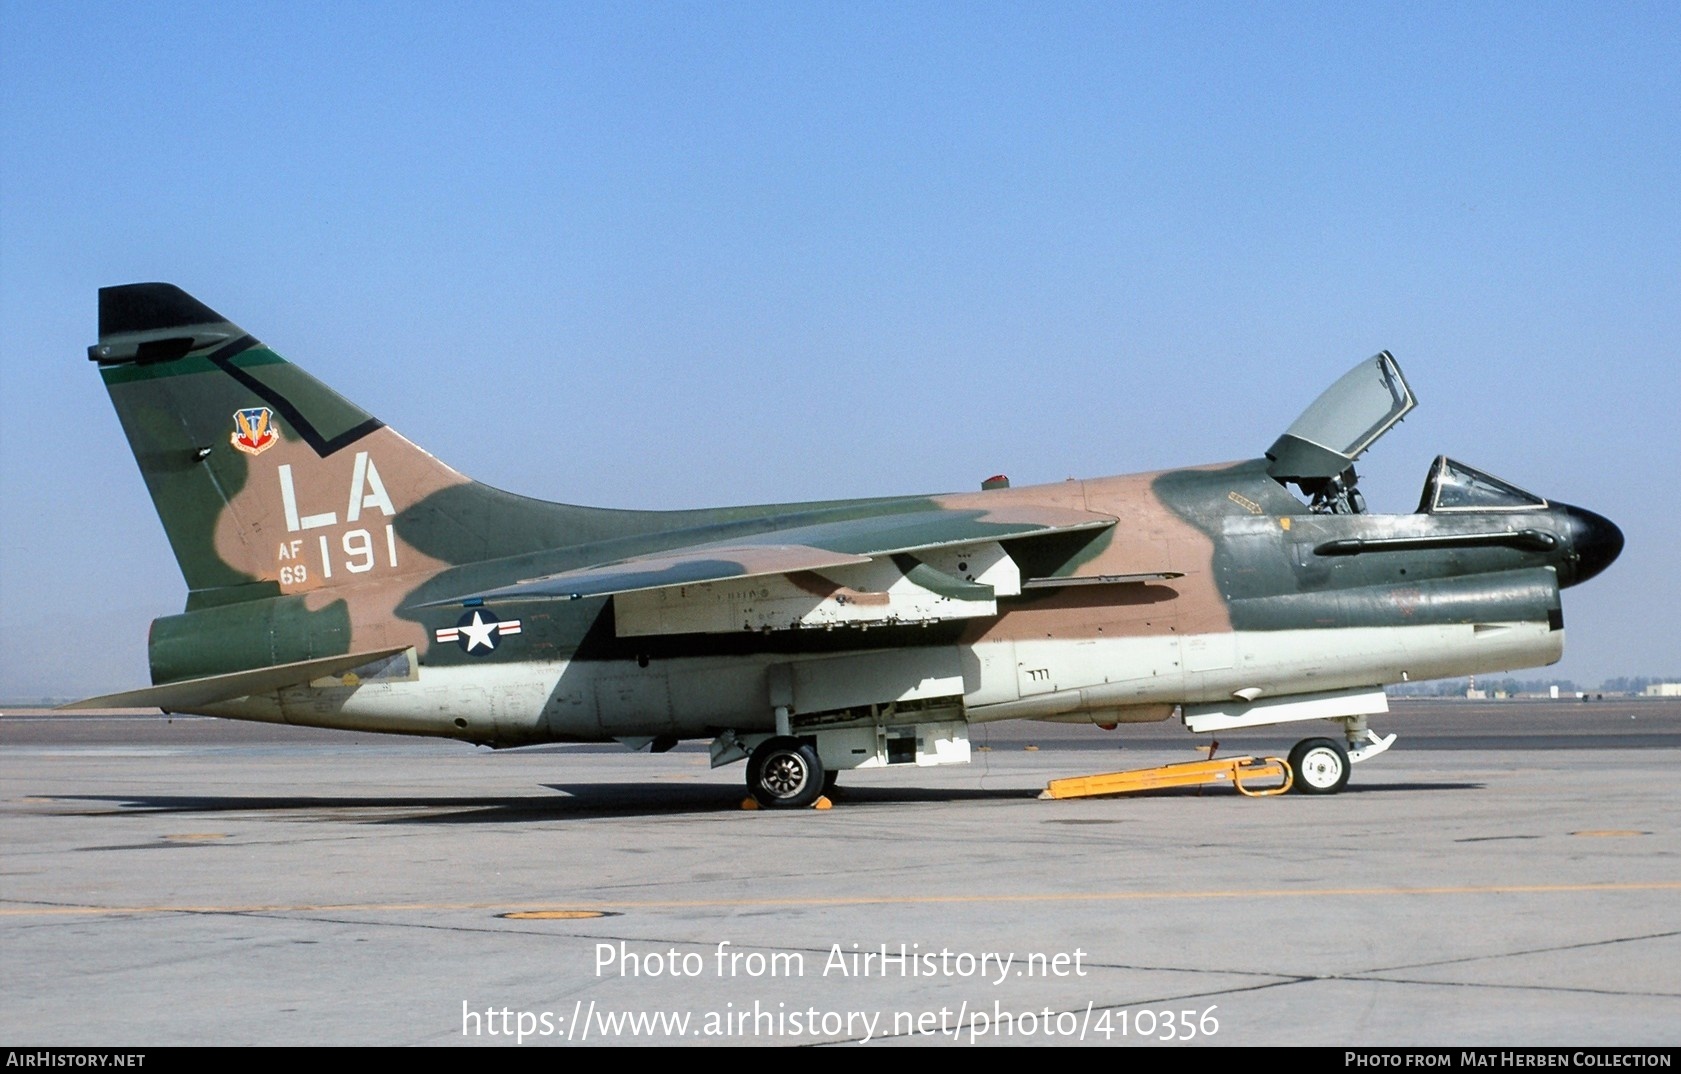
(59, 646, 414, 712)
(424, 506, 1115, 606)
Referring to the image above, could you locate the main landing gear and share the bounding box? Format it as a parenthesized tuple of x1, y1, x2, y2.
(746, 736, 826, 809)
(716, 704, 970, 809)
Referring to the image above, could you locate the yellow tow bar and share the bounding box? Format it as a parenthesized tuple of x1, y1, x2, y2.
(1040, 755, 1293, 800)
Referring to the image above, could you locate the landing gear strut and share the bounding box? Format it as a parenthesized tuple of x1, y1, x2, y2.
(747, 736, 825, 809)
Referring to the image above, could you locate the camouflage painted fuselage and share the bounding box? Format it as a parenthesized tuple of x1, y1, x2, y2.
(84, 285, 1622, 772)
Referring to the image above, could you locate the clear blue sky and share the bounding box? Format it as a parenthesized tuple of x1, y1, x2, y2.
(3, 2, 1676, 698)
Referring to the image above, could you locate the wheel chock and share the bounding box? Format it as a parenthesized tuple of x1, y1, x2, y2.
(1040, 755, 1293, 800)
(739, 795, 834, 810)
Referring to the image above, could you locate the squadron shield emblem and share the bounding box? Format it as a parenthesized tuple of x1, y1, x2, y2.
(231, 407, 279, 455)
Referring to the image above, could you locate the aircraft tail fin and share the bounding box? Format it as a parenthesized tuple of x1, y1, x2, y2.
(90, 283, 605, 606)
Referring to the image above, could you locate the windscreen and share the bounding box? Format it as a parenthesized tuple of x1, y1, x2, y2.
(1421, 457, 1548, 512)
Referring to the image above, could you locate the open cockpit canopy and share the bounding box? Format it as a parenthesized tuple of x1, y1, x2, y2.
(1266, 351, 1416, 485)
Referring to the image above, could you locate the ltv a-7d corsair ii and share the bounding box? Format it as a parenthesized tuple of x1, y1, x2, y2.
(72, 284, 1623, 805)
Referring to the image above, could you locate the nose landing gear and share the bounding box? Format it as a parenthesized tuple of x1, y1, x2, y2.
(1286, 715, 1395, 794)
(1286, 737, 1350, 794)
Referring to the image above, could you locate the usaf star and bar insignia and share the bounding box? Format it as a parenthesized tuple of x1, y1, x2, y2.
(435, 609, 523, 654)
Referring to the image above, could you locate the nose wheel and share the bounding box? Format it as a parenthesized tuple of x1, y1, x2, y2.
(1287, 737, 1350, 794)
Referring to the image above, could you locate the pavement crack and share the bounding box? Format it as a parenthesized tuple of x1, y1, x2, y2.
(1363, 928, 1681, 974)
(1338, 974, 1679, 1000)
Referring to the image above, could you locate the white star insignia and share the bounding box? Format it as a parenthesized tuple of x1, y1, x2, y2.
(458, 610, 500, 652)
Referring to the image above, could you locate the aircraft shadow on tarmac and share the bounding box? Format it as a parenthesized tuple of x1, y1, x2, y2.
(42, 777, 1486, 824)
(43, 784, 1032, 823)
(47, 789, 755, 822)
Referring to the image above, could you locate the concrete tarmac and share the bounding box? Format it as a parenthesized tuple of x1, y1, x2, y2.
(2, 699, 1678, 1047)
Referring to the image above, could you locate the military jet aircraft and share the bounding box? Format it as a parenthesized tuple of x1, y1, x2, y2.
(71, 283, 1623, 805)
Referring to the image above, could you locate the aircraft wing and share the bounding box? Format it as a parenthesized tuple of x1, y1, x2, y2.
(439, 542, 876, 604)
(423, 505, 1116, 635)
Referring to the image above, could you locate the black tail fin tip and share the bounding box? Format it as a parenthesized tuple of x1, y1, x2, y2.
(99, 283, 228, 337)
(91, 284, 246, 366)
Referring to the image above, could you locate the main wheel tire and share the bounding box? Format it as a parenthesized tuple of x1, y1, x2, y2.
(1288, 737, 1351, 795)
(748, 737, 824, 809)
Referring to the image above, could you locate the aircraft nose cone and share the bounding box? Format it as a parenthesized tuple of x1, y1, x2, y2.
(1559, 504, 1624, 586)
